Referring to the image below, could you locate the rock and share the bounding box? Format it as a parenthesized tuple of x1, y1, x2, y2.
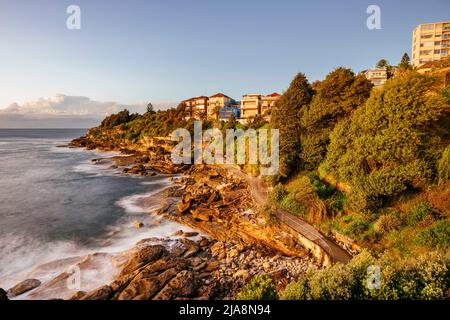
(191, 207, 214, 222)
(198, 237, 211, 247)
(68, 291, 86, 300)
(81, 285, 112, 300)
(7, 279, 41, 297)
(120, 245, 166, 276)
(0, 288, 8, 300)
(193, 262, 207, 272)
(268, 268, 288, 281)
(262, 262, 271, 270)
(133, 221, 144, 229)
(206, 191, 220, 206)
(173, 230, 184, 236)
(211, 241, 225, 257)
(182, 232, 199, 238)
(205, 261, 220, 272)
(117, 267, 178, 300)
(152, 270, 197, 300)
(227, 249, 239, 259)
(177, 201, 191, 215)
(233, 269, 250, 281)
(190, 257, 203, 267)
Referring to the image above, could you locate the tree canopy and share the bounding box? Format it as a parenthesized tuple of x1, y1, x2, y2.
(271, 73, 314, 178)
(327, 72, 448, 211)
(300, 67, 373, 169)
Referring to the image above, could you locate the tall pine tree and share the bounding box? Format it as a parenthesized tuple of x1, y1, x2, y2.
(271, 73, 314, 178)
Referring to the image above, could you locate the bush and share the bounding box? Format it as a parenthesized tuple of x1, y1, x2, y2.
(438, 145, 450, 185)
(280, 251, 449, 300)
(342, 215, 370, 239)
(374, 214, 403, 234)
(268, 183, 286, 203)
(414, 220, 450, 249)
(327, 72, 448, 211)
(442, 85, 450, 103)
(280, 192, 306, 217)
(236, 274, 278, 300)
(308, 173, 336, 199)
(279, 272, 312, 300)
(406, 202, 433, 226)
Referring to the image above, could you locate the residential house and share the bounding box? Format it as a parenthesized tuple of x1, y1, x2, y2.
(260, 93, 281, 120)
(364, 68, 388, 87)
(240, 94, 261, 120)
(184, 96, 209, 119)
(207, 93, 233, 120)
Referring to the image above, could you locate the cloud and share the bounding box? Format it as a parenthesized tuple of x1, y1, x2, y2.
(0, 94, 176, 128)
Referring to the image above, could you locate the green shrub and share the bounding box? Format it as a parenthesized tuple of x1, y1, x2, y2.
(308, 173, 336, 199)
(374, 214, 403, 234)
(268, 183, 286, 203)
(414, 220, 450, 249)
(279, 273, 312, 300)
(281, 251, 449, 300)
(343, 215, 370, 238)
(308, 265, 354, 299)
(236, 274, 278, 300)
(388, 230, 410, 255)
(406, 202, 433, 226)
(327, 72, 448, 212)
(442, 85, 450, 103)
(280, 192, 306, 217)
(437, 145, 450, 185)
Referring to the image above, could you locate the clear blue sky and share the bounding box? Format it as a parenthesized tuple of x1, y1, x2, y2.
(0, 0, 449, 108)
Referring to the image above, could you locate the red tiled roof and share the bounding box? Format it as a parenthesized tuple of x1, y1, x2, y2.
(209, 93, 230, 99)
(266, 92, 281, 97)
(184, 96, 208, 102)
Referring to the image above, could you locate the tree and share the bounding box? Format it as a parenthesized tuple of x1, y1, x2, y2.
(271, 73, 314, 178)
(398, 53, 411, 70)
(327, 72, 448, 211)
(146, 102, 155, 114)
(300, 68, 373, 169)
(376, 59, 389, 69)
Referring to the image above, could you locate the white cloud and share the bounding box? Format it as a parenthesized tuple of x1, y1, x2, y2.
(0, 94, 176, 128)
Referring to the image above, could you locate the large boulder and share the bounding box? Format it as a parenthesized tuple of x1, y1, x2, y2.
(7, 279, 41, 297)
(191, 207, 214, 222)
(177, 201, 191, 215)
(117, 267, 178, 300)
(80, 285, 112, 300)
(120, 245, 167, 276)
(152, 270, 197, 300)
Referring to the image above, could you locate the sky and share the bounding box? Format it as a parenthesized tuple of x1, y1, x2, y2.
(0, 0, 449, 127)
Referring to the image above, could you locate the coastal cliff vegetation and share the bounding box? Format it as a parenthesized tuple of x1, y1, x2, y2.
(78, 62, 450, 300)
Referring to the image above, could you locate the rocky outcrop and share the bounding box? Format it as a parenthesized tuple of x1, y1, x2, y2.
(76, 237, 317, 300)
(7, 279, 41, 297)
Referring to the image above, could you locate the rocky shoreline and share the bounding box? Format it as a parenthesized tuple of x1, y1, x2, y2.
(0, 134, 320, 300)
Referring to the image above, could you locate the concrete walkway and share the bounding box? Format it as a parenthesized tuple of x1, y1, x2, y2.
(224, 165, 352, 264)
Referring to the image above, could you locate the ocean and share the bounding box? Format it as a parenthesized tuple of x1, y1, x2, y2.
(0, 129, 194, 298)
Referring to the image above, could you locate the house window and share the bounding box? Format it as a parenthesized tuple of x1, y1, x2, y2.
(420, 50, 432, 55)
(435, 50, 441, 54)
(435, 41, 441, 45)
(421, 34, 433, 39)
